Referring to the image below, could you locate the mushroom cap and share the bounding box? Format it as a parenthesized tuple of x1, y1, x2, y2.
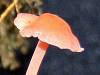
(14, 13, 38, 30)
(14, 13, 84, 52)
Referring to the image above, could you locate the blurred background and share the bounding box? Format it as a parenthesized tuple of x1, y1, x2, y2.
(0, 0, 100, 75)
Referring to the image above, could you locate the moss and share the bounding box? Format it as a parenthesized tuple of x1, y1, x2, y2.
(0, 0, 43, 70)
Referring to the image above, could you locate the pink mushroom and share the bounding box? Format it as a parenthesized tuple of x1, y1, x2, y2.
(14, 13, 84, 75)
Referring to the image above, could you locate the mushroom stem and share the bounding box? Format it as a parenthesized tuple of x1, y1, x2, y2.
(26, 40, 48, 75)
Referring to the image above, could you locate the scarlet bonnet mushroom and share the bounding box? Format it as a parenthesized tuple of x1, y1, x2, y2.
(14, 13, 84, 75)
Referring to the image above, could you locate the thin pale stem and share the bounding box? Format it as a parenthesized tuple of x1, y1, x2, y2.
(26, 40, 48, 75)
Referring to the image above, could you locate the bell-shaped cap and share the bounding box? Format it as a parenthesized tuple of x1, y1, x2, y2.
(14, 13, 84, 52)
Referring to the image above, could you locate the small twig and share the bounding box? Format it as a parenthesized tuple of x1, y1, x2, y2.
(0, 0, 18, 23)
(14, 0, 19, 13)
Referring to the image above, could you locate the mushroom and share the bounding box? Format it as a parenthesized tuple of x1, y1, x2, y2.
(14, 13, 84, 75)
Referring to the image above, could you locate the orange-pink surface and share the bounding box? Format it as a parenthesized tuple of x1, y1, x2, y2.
(14, 13, 84, 52)
(14, 13, 84, 75)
